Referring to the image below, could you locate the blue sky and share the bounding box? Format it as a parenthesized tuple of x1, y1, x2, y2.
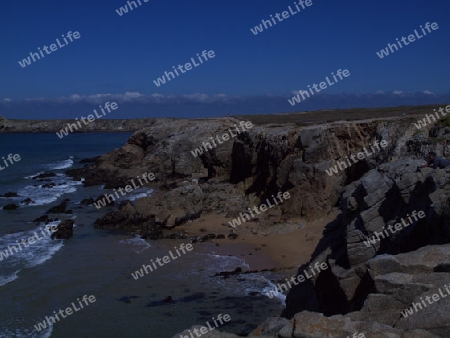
(1, 0, 449, 118)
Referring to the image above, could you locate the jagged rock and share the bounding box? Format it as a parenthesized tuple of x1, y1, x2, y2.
(51, 220, 74, 239)
(64, 117, 425, 229)
(281, 161, 450, 336)
(46, 199, 69, 214)
(249, 317, 291, 337)
(94, 181, 203, 232)
(20, 198, 34, 205)
(54, 114, 450, 336)
(249, 312, 403, 337)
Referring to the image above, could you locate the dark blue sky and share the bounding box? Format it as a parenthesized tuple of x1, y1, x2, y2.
(1, 0, 449, 118)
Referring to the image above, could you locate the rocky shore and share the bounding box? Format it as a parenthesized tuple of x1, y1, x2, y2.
(0, 117, 157, 133)
(64, 112, 450, 337)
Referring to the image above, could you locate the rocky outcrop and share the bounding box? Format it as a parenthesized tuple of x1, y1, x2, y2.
(94, 180, 203, 234)
(63, 112, 450, 336)
(51, 219, 74, 239)
(245, 244, 448, 337)
(46, 199, 69, 214)
(167, 116, 450, 337)
(83, 116, 433, 234)
(282, 160, 450, 318)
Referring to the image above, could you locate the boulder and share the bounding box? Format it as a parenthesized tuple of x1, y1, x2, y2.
(3, 203, 18, 210)
(51, 219, 74, 239)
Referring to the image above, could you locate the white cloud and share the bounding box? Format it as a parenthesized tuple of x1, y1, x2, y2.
(68, 94, 82, 101)
(3, 98, 11, 102)
(182, 93, 210, 102)
(424, 90, 434, 95)
(393, 90, 403, 95)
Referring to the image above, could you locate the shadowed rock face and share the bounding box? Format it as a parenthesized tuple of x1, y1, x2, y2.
(283, 160, 450, 296)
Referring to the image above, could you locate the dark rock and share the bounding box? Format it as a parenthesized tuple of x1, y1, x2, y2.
(46, 200, 68, 214)
(216, 234, 225, 239)
(20, 198, 34, 205)
(228, 233, 238, 240)
(33, 215, 50, 223)
(166, 232, 188, 239)
(79, 156, 100, 164)
(117, 296, 139, 304)
(3, 203, 18, 210)
(95, 209, 162, 239)
(95, 194, 114, 206)
(80, 198, 94, 206)
(42, 183, 55, 189)
(214, 267, 243, 278)
(32, 173, 56, 180)
(199, 235, 210, 242)
(180, 292, 206, 302)
(2, 192, 18, 197)
(51, 219, 74, 239)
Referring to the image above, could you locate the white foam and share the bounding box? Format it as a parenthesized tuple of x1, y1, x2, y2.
(0, 223, 64, 287)
(119, 235, 151, 253)
(24, 172, 43, 180)
(0, 322, 53, 338)
(128, 189, 153, 201)
(47, 157, 74, 170)
(18, 178, 82, 206)
(0, 270, 19, 287)
(260, 280, 287, 304)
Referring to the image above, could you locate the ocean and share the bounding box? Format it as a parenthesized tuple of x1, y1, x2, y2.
(0, 133, 283, 338)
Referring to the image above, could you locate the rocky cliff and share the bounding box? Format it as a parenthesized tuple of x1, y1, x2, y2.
(67, 113, 450, 337)
(70, 116, 425, 226)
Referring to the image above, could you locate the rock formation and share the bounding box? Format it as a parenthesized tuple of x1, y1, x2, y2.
(51, 219, 74, 239)
(68, 114, 450, 337)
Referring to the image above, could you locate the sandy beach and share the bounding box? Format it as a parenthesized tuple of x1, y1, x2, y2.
(174, 210, 340, 271)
